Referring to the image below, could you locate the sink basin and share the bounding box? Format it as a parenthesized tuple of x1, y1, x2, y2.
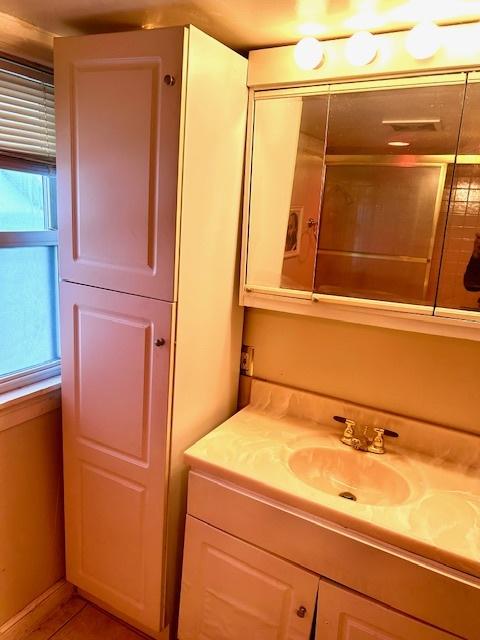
(288, 447, 411, 506)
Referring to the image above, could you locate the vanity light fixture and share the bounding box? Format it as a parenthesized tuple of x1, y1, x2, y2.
(345, 31, 378, 66)
(294, 37, 325, 70)
(405, 21, 442, 60)
(388, 141, 410, 147)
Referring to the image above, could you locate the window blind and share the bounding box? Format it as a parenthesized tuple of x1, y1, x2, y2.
(0, 57, 55, 164)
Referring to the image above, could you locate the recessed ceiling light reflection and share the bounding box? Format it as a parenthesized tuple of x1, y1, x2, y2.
(388, 141, 411, 147)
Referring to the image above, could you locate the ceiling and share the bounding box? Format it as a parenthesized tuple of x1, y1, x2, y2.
(1, 0, 480, 52)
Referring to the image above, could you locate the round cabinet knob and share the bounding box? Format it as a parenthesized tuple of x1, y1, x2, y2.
(296, 606, 307, 618)
(164, 74, 176, 86)
(155, 338, 166, 347)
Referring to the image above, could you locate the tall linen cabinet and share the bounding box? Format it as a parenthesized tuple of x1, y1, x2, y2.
(55, 26, 247, 638)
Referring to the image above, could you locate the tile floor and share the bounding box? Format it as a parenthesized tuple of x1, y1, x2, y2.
(25, 597, 145, 640)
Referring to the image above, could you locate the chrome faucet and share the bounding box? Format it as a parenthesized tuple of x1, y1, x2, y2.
(333, 416, 398, 454)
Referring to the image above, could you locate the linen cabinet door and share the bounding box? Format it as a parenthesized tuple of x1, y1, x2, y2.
(315, 581, 457, 640)
(55, 27, 184, 301)
(60, 280, 172, 633)
(178, 515, 318, 640)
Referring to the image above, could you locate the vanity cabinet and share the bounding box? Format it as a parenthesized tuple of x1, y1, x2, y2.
(316, 581, 455, 640)
(179, 515, 459, 640)
(178, 516, 318, 640)
(179, 470, 478, 639)
(241, 71, 480, 340)
(55, 26, 247, 638)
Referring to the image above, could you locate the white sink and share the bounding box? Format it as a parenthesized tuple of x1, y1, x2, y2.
(288, 446, 412, 506)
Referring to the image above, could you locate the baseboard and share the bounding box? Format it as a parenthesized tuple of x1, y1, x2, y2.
(0, 580, 74, 640)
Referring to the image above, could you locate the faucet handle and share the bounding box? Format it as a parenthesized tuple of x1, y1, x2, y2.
(333, 416, 356, 445)
(382, 428, 399, 438)
(367, 427, 399, 454)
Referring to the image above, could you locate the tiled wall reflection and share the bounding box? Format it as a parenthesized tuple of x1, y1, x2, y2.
(437, 164, 480, 311)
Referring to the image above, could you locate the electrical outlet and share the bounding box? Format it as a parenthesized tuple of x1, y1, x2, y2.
(240, 345, 254, 376)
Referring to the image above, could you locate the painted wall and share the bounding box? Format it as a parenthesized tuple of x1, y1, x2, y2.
(243, 307, 480, 434)
(0, 13, 62, 628)
(0, 11, 55, 66)
(0, 408, 64, 626)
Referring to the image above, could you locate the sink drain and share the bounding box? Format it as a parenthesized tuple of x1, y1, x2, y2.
(339, 491, 357, 501)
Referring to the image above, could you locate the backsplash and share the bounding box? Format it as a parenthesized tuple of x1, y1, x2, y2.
(250, 378, 480, 469)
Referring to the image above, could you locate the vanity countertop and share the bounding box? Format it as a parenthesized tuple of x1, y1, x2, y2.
(185, 380, 480, 581)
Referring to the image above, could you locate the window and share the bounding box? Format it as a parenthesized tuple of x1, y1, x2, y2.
(0, 57, 59, 393)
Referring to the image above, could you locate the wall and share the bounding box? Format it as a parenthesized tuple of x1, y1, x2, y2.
(0, 13, 62, 628)
(0, 11, 54, 66)
(243, 307, 480, 434)
(0, 407, 64, 626)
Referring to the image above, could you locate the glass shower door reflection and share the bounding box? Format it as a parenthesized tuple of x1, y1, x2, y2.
(313, 78, 466, 308)
(314, 162, 447, 305)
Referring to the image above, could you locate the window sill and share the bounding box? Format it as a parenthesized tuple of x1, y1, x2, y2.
(0, 375, 61, 433)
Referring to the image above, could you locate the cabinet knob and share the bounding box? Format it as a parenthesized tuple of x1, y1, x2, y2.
(296, 606, 307, 618)
(164, 74, 176, 86)
(155, 338, 166, 347)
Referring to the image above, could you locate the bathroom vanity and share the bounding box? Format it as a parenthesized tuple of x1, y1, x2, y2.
(178, 381, 480, 639)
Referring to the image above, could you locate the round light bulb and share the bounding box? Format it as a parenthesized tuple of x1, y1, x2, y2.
(345, 31, 378, 66)
(405, 22, 441, 60)
(294, 37, 324, 70)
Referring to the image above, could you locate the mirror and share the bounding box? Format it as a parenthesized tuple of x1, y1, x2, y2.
(247, 94, 328, 292)
(314, 82, 464, 306)
(436, 76, 480, 314)
(246, 74, 480, 314)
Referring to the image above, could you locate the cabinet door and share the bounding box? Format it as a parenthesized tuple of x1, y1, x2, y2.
(178, 515, 318, 640)
(316, 581, 457, 640)
(60, 281, 172, 632)
(55, 28, 184, 301)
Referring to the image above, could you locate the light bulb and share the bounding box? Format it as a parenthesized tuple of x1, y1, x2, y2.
(345, 31, 378, 66)
(405, 22, 441, 60)
(294, 37, 324, 70)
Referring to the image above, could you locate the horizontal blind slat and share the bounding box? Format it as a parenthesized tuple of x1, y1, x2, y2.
(0, 91, 54, 110)
(0, 121, 55, 136)
(0, 104, 55, 120)
(0, 64, 55, 162)
(0, 72, 54, 92)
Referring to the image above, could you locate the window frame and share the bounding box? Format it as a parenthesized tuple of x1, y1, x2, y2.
(0, 157, 60, 394)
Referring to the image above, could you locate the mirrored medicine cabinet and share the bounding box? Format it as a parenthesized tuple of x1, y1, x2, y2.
(242, 71, 480, 339)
